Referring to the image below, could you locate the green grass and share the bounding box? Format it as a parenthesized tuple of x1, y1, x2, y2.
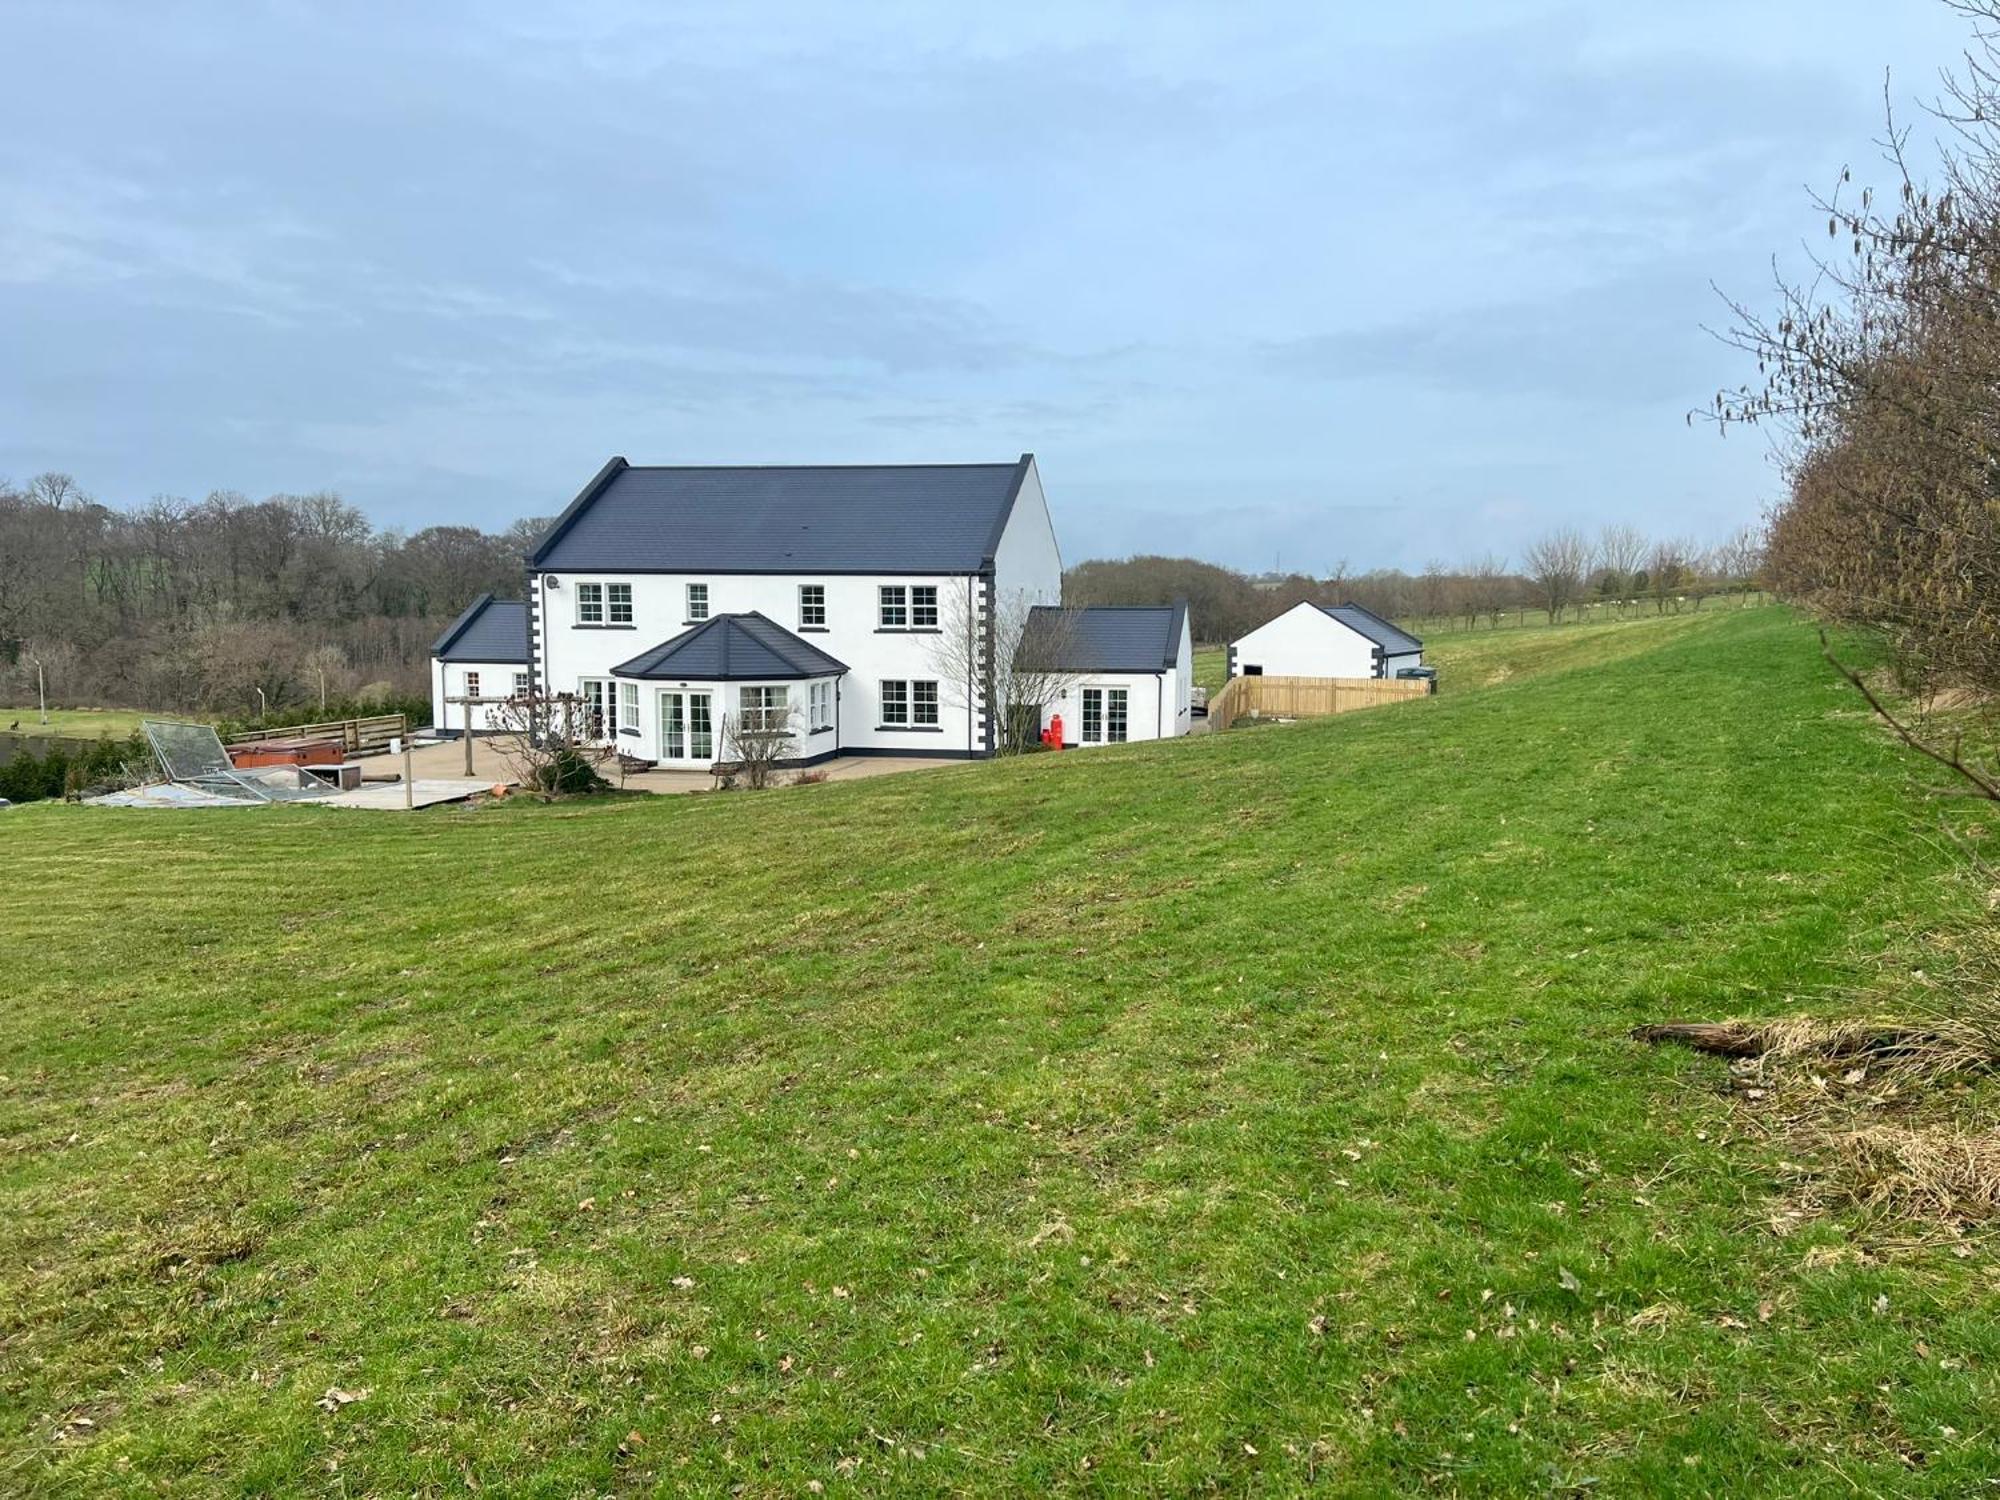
(1193, 645, 1226, 697)
(4, 607, 1996, 1494)
(0, 707, 157, 737)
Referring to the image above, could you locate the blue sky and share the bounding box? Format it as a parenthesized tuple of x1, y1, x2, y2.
(0, 1, 1970, 570)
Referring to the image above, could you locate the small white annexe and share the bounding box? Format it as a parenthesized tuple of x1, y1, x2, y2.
(1228, 601, 1424, 681)
(1027, 603, 1193, 746)
(430, 595, 530, 733)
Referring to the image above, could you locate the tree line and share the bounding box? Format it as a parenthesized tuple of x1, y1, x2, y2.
(0, 473, 547, 718)
(1066, 526, 1763, 645)
(1718, 3, 2000, 725)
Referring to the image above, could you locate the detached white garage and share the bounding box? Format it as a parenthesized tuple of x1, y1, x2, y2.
(1229, 602, 1424, 681)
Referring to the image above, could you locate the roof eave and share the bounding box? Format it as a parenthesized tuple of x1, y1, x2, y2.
(431, 591, 494, 657)
(527, 456, 630, 568)
(975, 452, 1035, 571)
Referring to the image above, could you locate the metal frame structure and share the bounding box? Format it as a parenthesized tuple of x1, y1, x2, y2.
(139, 720, 334, 803)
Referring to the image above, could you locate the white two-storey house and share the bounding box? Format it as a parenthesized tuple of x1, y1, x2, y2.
(511, 454, 1063, 766)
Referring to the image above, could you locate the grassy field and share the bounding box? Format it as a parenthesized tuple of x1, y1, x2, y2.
(4, 607, 1996, 1494)
(0, 707, 154, 738)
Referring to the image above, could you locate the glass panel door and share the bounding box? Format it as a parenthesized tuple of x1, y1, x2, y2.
(1081, 688, 1104, 744)
(689, 693, 713, 760)
(657, 691, 715, 762)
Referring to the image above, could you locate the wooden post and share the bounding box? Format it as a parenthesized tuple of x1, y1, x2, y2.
(463, 697, 474, 776)
(403, 737, 414, 810)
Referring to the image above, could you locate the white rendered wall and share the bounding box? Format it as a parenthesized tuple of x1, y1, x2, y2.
(1230, 603, 1377, 679)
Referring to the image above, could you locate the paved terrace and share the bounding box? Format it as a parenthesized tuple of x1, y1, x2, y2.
(395, 736, 959, 795)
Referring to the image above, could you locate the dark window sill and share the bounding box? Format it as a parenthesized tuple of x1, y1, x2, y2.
(809, 724, 834, 734)
(619, 728, 640, 738)
(798, 625, 829, 633)
(876, 724, 944, 733)
(874, 627, 942, 635)
(683, 619, 710, 626)
(574, 623, 636, 631)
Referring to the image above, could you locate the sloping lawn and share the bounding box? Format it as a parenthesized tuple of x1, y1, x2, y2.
(2, 608, 1994, 1494)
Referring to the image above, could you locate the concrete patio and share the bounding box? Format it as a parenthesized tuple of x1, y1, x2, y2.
(387, 735, 960, 795)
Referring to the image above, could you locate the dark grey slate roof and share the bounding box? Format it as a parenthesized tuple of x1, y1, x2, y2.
(1020, 604, 1187, 673)
(611, 613, 849, 682)
(529, 456, 1034, 574)
(432, 594, 529, 663)
(1320, 603, 1423, 655)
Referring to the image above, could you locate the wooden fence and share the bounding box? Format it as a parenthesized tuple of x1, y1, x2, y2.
(1207, 674, 1429, 730)
(225, 713, 407, 755)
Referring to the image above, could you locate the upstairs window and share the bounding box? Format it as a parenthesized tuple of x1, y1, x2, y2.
(878, 586, 907, 629)
(911, 585, 939, 628)
(686, 583, 709, 622)
(799, 584, 826, 629)
(608, 583, 633, 624)
(576, 582, 604, 624)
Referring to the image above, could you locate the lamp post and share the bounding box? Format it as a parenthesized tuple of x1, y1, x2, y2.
(32, 659, 46, 725)
(256, 687, 267, 721)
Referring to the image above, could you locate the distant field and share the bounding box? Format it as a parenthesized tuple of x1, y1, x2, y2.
(0, 707, 154, 738)
(4, 606, 1996, 1494)
(1193, 645, 1226, 696)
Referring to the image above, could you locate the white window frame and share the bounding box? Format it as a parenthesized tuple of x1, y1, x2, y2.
(808, 679, 833, 732)
(686, 582, 710, 622)
(911, 585, 939, 629)
(912, 678, 939, 726)
(576, 582, 604, 625)
(880, 678, 910, 724)
(740, 685, 789, 735)
(463, 670, 480, 700)
(799, 584, 827, 629)
(607, 582, 633, 625)
(1080, 686, 1128, 744)
(878, 585, 907, 629)
(511, 671, 530, 698)
(618, 681, 639, 735)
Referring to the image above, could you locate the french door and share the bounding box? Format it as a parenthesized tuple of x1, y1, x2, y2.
(579, 679, 614, 740)
(1080, 687, 1128, 744)
(658, 691, 714, 763)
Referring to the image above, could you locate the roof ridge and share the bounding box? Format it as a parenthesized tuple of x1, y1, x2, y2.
(619, 460, 1020, 473)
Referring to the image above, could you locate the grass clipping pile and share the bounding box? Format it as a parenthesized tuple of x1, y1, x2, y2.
(1639, 919, 2000, 1230)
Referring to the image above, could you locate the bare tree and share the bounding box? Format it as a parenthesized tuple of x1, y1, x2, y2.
(486, 691, 612, 795)
(930, 590, 1086, 754)
(1645, 538, 1691, 615)
(1595, 524, 1647, 601)
(1522, 530, 1588, 624)
(722, 692, 800, 789)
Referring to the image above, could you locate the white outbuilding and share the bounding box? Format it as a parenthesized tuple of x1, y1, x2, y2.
(430, 594, 531, 734)
(1228, 601, 1424, 681)
(1025, 603, 1194, 746)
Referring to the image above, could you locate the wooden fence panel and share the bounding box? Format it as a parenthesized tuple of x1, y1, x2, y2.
(226, 713, 406, 754)
(1210, 675, 1427, 728)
